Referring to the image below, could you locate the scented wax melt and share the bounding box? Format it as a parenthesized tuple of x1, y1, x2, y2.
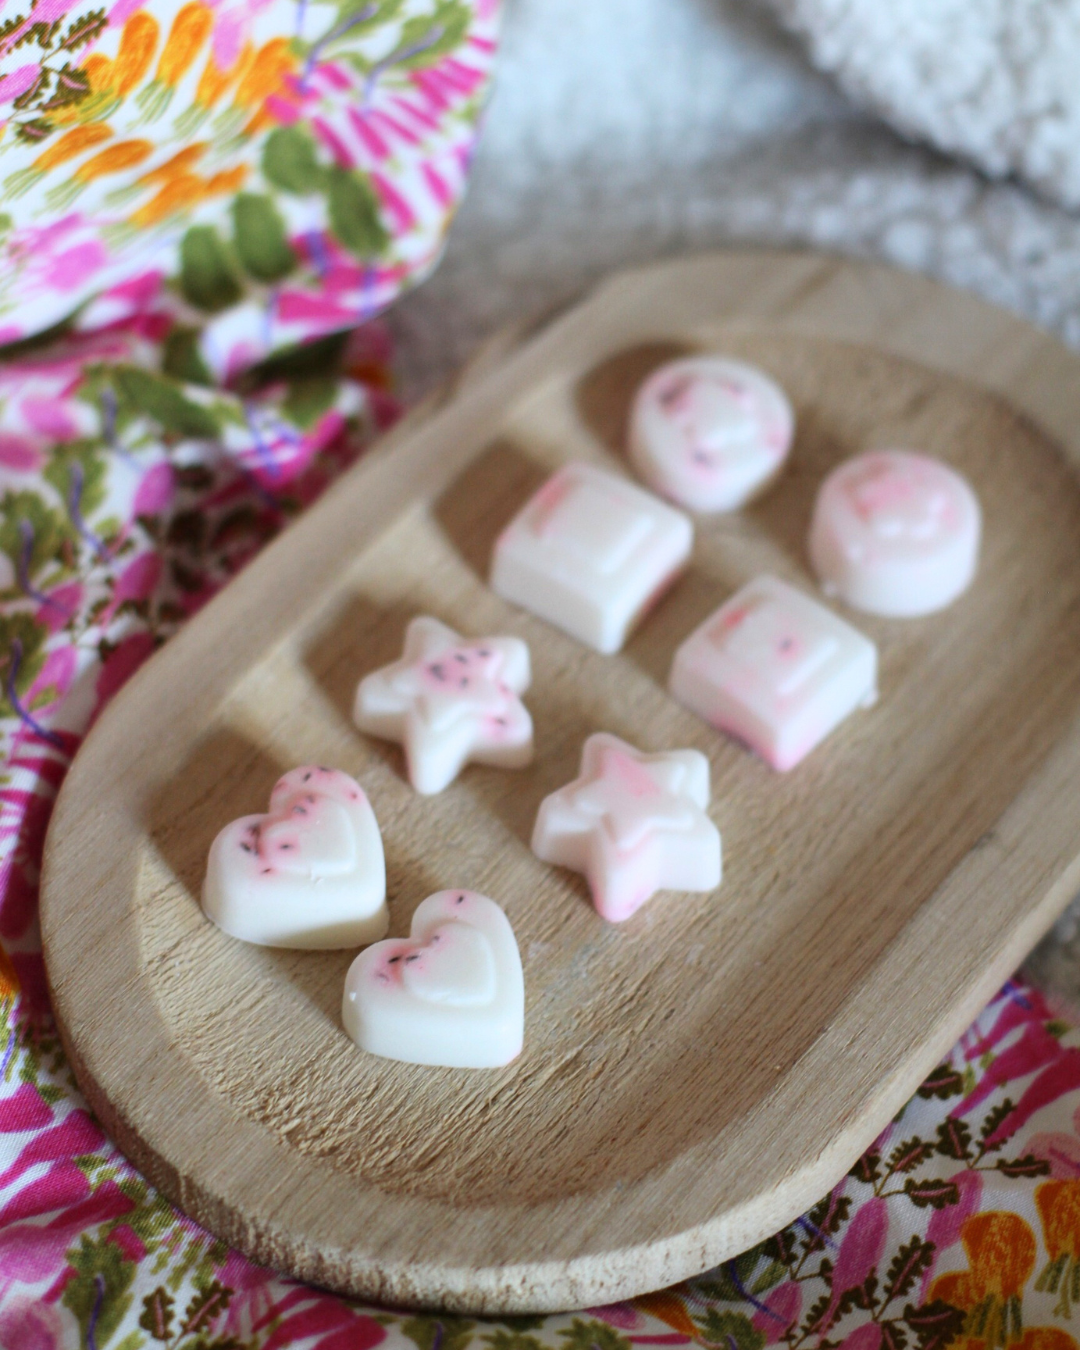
(532, 732, 721, 922)
(629, 355, 794, 512)
(670, 576, 877, 771)
(202, 767, 387, 949)
(809, 449, 981, 617)
(343, 890, 525, 1068)
(491, 462, 692, 653)
(354, 616, 533, 795)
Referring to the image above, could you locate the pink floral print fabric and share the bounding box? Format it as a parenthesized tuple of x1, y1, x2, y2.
(6, 0, 1080, 1342)
(0, 0, 497, 375)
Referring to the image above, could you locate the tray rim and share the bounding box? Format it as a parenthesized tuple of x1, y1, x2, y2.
(39, 247, 1080, 1313)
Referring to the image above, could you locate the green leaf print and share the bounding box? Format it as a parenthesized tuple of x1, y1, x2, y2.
(59, 7, 108, 51)
(695, 1309, 766, 1350)
(262, 125, 328, 195)
(180, 1280, 233, 1335)
(326, 165, 389, 257)
(179, 225, 244, 313)
(139, 1286, 175, 1340)
(481, 1331, 546, 1350)
(62, 1233, 137, 1349)
(884, 1238, 936, 1304)
(282, 376, 337, 429)
(917, 1064, 966, 1100)
(0, 489, 73, 592)
(903, 1177, 961, 1210)
(43, 441, 110, 527)
(697, 1248, 770, 1302)
(0, 612, 49, 718)
(903, 1300, 967, 1350)
(389, 0, 470, 70)
(232, 193, 296, 282)
(402, 1316, 477, 1350)
(935, 1118, 972, 1161)
(112, 367, 221, 440)
(162, 327, 214, 387)
(888, 1138, 936, 1174)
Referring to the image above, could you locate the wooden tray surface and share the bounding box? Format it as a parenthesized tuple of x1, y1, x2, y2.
(40, 250, 1080, 1314)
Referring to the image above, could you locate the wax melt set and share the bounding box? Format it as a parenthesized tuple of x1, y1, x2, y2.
(200, 352, 982, 1074)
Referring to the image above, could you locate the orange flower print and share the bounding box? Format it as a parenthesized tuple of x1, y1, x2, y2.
(74, 139, 154, 183)
(229, 37, 296, 133)
(0, 940, 19, 1006)
(138, 2, 214, 120)
(1014, 1332, 1079, 1350)
(138, 143, 208, 186)
(76, 11, 160, 121)
(115, 11, 162, 94)
(3, 123, 113, 201)
(33, 124, 114, 174)
(43, 136, 154, 212)
(930, 1212, 1037, 1349)
(196, 42, 252, 109)
(132, 163, 247, 227)
(1036, 1180, 1080, 1316)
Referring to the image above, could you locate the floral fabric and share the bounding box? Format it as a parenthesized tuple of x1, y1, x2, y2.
(6, 0, 1080, 1343)
(0, 0, 497, 375)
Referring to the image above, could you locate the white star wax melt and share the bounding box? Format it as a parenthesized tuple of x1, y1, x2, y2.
(202, 766, 387, 949)
(532, 732, 721, 923)
(343, 889, 525, 1068)
(629, 356, 794, 512)
(490, 462, 693, 653)
(669, 575, 878, 772)
(353, 616, 533, 795)
(809, 449, 981, 617)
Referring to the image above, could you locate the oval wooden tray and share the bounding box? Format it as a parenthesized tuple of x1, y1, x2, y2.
(41, 251, 1080, 1314)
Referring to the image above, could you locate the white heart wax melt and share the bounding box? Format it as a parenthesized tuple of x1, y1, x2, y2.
(491, 462, 693, 653)
(532, 732, 721, 923)
(629, 356, 795, 512)
(353, 616, 533, 795)
(809, 450, 981, 617)
(670, 576, 878, 772)
(202, 766, 387, 950)
(342, 890, 524, 1068)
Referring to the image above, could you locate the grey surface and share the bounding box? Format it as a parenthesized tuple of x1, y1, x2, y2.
(386, 0, 1080, 1000)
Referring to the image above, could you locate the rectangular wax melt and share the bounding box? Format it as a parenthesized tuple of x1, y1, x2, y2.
(670, 575, 877, 771)
(491, 462, 693, 653)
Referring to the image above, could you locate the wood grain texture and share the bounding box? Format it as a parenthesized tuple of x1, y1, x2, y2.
(39, 250, 1080, 1314)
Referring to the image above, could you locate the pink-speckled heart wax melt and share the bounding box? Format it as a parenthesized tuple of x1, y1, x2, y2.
(342, 889, 524, 1069)
(202, 766, 387, 950)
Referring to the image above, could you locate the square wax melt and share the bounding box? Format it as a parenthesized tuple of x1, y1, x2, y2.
(669, 575, 877, 771)
(491, 462, 693, 653)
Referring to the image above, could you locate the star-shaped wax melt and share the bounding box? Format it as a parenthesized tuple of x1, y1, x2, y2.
(353, 616, 534, 794)
(532, 732, 722, 922)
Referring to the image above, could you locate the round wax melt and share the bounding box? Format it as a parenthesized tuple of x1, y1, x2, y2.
(628, 356, 795, 512)
(809, 450, 981, 617)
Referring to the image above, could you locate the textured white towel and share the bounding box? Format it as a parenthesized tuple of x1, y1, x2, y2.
(759, 0, 1080, 211)
(390, 0, 1080, 403)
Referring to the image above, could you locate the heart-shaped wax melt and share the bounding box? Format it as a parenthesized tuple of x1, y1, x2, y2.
(342, 890, 524, 1068)
(400, 923, 497, 1006)
(202, 767, 386, 950)
(259, 795, 357, 877)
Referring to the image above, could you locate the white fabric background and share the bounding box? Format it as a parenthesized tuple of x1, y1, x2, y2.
(386, 0, 1080, 994)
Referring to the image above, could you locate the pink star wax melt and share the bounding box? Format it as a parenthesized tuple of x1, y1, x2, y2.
(202, 766, 387, 949)
(809, 449, 981, 617)
(490, 462, 693, 653)
(532, 732, 721, 923)
(342, 890, 524, 1068)
(629, 356, 795, 512)
(669, 575, 878, 772)
(353, 616, 533, 795)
